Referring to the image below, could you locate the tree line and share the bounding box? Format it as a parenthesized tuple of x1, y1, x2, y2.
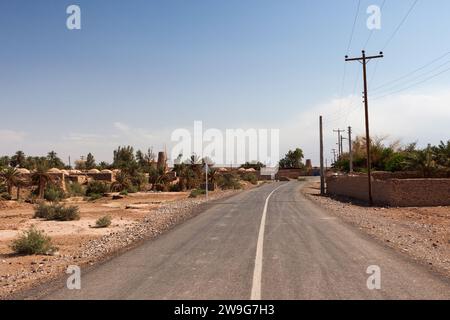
(333, 138, 450, 177)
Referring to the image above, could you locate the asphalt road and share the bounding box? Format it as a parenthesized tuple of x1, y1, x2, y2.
(35, 180, 450, 300)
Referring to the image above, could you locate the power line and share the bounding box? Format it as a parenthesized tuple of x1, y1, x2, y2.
(371, 0, 419, 85)
(382, 0, 419, 50)
(336, 0, 363, 127)
(371, 51, 450, 91)
(346, 0, 362, 54)
(324, 69, 361, 125)
(372, 58, 450, 95)
(372, 65, 450, 100)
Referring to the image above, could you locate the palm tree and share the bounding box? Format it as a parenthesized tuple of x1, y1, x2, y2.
(404, 145, 436, 178)
(432, 140, 450, 168)
(0, 167, 19, 197)
(149, 167, 172, 191)
(208, 167, 219, 189)
(32, 163, 51, 199)
(47, 151, 64, 168)
(15, 176, 30, 201)
(10, 151, 25, 168)
(111, 171, 132, 192)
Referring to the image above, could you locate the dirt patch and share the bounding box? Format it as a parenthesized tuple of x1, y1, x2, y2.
(303, 181, 450, 278)
(0, 189, 242, 299)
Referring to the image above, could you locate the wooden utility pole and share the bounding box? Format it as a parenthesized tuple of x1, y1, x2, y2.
(319, 116, 325, 195)
(331, 149, 337, 164)
(340, 135, 347, 154)
(345, 50, 383, 206)
(348, 126, 353, 173)
(333, 129, 345, 158)
(205, 163, 209, 201)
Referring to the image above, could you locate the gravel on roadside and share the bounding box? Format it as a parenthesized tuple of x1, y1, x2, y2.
(0, 189, 240, 299)
(303, 182, 450, 278)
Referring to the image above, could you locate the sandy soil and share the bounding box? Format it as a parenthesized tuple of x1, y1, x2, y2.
(0, 188, 249, 299)
(303, 181, 450, 278)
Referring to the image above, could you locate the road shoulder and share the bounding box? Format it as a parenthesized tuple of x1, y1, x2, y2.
(301, 180, 450, 281)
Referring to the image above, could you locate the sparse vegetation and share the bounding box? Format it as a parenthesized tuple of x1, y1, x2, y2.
(189, 189, 206, 198)
(10, 226, 56, 255)
(241, 172, 258, 185)
(44, 184, 66, 202)
(87, 193, 103, 201)
(95, 215, 112, 228)
(1, 192, 12, 200)
(66, 182, 85, 197)
(241, 161, 266, 170)
(34, 203, 80, 221)
(217, 173, 242, 190)
(86, 181, 110, 197)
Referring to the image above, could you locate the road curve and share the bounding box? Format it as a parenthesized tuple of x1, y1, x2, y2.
(30, 180, 450, 300)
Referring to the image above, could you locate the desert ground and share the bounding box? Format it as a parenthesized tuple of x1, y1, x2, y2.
(0, 188, 249, 298)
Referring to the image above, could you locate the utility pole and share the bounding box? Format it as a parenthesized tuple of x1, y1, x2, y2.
(331, 149, 337, 164)
(341, 135, 347, 154)
(333, 129, 345, 158)
(205, 163, 209, 201)
(348, 126, 353, 173)
(319, 116, 325, 195)
(346, 50, 384, 206)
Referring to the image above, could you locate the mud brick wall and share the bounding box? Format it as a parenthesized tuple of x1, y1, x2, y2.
(326, 175, 450, 207)
(276, 169, 306, 179)
(383, 179, 450, 207)
(86, 173, 114, 182)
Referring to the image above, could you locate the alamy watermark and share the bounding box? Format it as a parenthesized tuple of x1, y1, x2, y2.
(171, 121, 280, 167)
(66, 5, 81, 30)
(367, 5, 382, 30)
(66, 265, 81, 290)
(366, 265, 381, 290)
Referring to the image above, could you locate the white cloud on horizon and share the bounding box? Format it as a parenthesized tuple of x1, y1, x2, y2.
(0, 129, 26, 143)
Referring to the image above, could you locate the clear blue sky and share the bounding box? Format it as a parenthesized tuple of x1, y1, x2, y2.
(1, 0, 449, 164)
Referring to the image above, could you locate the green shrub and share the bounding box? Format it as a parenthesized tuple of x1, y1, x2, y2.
(86, 181, 110, 196)
(119, 190, 128, 196)
(217, 173, 242, 190)
(189, 189, 206, 198)
(130, 172, 147, 191)
(126, 185, 139, 194)
(1, 192, 12, 200)
(34, 203, 80, 221)
(0, 182, 7, 194)
(169, 183, 181, 192)
(11, 226, 56, 255)
(66, 182, 85, 197)
(44, 185, 66, 202)
(95, 215, 112, 228)
(385, 153, 407, 172)
(241, 173, 258, 185)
